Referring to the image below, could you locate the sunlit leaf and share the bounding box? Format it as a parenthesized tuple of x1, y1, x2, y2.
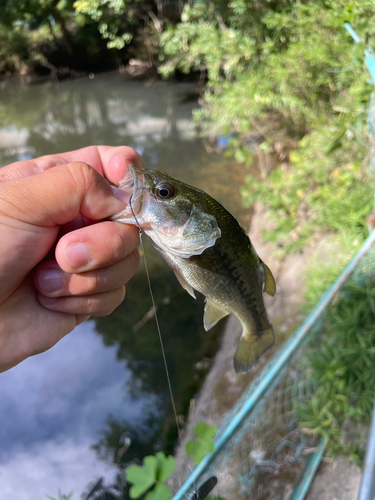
(155, 452, 175, 482)
(144, 483, 171, 500)
(126, 456, 157, 499)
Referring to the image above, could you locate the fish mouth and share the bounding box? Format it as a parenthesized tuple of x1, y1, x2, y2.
(110, 165, 145, 224)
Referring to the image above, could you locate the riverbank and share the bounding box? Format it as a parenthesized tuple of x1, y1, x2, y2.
(169, 202, 363, 499)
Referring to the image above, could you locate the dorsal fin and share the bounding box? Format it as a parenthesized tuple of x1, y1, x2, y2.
(203, 299, 229, 331)
(262, 262, 276, 296)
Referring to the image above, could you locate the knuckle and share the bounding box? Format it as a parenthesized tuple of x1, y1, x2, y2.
(67, 162, 95, 192)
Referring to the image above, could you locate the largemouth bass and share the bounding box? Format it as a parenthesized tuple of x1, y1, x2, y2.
(111, 165, 276, 373)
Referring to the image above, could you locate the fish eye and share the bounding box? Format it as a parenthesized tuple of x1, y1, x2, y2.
(155, 183, 175, 199)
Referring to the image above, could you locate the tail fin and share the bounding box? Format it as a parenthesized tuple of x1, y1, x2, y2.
(233, 327, 274, 373)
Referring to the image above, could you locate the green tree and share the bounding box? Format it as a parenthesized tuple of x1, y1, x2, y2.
(0, 0, 117, 76)
(159, 0, 374, 159)
(0, 0, 76, 53)
(74, 0, 185, 61)
(157, 0, 375, 253)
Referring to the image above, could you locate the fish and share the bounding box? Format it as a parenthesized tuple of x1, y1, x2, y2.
(111, 165, 276, 373)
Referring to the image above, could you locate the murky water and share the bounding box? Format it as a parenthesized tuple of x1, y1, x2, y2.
(0, 72, 251, 499)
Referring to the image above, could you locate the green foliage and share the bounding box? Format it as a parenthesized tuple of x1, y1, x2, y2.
(125, 452, 175, 499)
(125, 421, 217, 499)
(0, 24, 30, 75)
(74, 0, 136, 49)
(296, 280, 375, 463)
(241, 125, 373, 254)
(74, 0, 185, 57)
(160, 0, 373, 139)
(0, 0, 179, 76)
(159, 1, 375, 257)
(125, 452, 174, 499)
(0, 0, 90, 75)
(185, 422, 217, 465)
(45, 489, 74, 500)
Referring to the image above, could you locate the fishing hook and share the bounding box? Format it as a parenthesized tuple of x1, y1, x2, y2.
(129, 193, 143, 234)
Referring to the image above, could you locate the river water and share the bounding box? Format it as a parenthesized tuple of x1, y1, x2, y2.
(0, 72, 251, 500)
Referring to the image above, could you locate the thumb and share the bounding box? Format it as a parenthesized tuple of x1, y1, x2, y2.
(0, 162, 127, 301)
(0, 161, 126, 226)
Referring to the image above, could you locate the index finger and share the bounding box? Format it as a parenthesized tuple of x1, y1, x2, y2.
(0, 145, 143, 185)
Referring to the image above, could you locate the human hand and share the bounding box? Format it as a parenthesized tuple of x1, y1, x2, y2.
(0, 145, 142, 372)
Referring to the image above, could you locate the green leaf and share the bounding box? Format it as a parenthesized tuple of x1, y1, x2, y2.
(234, 147, 246, 163)
(126, 456, 157, 499)
(289, 150, 302, 164)
(45, 491, 73, 500)
(144, 483, 172, 500)
(194, 422, 217, 443)
(185, 439, 200, 456)
(185, 440, 206, 464)
(185, 422, 217, 465)
(155, 452, 175, 482)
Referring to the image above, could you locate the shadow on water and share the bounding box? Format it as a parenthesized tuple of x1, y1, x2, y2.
(0, 73, 252, 499)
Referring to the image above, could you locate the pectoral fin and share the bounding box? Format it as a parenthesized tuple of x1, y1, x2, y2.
(262, 262, 276, 296)
(172, 269, 196, 299)
(203, 299, 229, 331)
(234, 327, 274, 373)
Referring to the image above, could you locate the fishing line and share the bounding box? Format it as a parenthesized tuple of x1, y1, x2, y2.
(130, 193, 217, 498)
(129, 194, 182, 442)
(129, 195, 218, 499)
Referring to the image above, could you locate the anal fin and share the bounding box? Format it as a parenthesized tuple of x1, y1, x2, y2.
(203, 299, 229, 331)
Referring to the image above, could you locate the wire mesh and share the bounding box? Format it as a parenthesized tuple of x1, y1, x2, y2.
(173, 238, 375, 500)
(189, 339, 320, 499)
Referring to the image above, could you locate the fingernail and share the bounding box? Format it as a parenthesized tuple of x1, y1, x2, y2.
(65, 242, 90, 269)
(39, 269, 64, 293)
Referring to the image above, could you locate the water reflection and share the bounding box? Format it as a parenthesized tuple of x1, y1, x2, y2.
(0, 322, 150, 500)
(0, 74, 250, 225)
(0, 73, 250, 498)
(0, 75, 196, 165)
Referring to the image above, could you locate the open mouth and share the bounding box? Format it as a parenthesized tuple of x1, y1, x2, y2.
(110, 165, 145, 223)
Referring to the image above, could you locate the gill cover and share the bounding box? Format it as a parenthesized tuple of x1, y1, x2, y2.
(145, 205, 221, 258)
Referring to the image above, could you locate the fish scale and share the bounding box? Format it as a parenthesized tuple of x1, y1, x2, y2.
(112, 165, 276, 373)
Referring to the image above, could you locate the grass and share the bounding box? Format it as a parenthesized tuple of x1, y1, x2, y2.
(295, 257, 375, 464)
